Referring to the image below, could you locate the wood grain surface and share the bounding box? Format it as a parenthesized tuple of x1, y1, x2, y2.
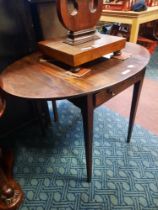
(38, 34, 126, 67)
(1, 43, 150, 100)
(57, 0, 103, 32)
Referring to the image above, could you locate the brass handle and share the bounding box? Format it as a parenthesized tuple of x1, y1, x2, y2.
(107, 89, 116, 96)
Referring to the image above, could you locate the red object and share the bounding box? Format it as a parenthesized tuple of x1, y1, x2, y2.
(146, 0, 158, 6)
(137, 36, 158, 54)
(103, 0, 131, 11)
(103, 0, 158, 11)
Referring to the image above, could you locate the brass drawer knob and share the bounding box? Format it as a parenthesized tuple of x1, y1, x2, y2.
(107, 89, 116, 96)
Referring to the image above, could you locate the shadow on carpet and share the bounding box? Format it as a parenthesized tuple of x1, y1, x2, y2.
(13, 100, 158, 210)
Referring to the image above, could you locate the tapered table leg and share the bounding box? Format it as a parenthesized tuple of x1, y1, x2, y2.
(36, 100, 51, 135)
(127, 70, 145, 143)
(52, 100, 58, 122)
(80, 95, 94, 182)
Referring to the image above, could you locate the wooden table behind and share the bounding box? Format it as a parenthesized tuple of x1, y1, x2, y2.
(101, 6, 158, 43)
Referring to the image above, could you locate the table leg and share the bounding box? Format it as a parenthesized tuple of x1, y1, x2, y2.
(130, 20, 140, 43)
(36, 101, 51, 135)
(52, 100, 58, 122)
(80, 95, 94, 182)
(127, 71, 145, 143)
(36, 101, 46, 135)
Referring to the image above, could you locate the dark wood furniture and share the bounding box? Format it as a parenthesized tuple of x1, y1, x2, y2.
(38, 34, 126, 67)
(56, 0, 103, 45)
(39, 0, 126, 71)
(0, 93, 23, 210)
(1, 42, 150, 182)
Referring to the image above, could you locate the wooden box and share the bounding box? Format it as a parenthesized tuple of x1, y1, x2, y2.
(38, 33, 126, 67)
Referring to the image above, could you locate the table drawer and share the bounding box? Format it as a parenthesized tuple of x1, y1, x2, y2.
(94, 72, 143, 107)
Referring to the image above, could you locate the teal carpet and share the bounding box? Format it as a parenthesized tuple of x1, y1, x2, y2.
(13, 100, 158, 210)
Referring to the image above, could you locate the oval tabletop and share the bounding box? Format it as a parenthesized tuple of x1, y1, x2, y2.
(0, 42, 150, 100)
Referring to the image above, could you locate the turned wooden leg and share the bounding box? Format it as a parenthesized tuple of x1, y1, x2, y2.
(1, 148, 14, 179)
(0, 91, 23, 209)
(80, 95, 94, 182)
(0, 147, 23, 210)
(127, 71, 145, 143)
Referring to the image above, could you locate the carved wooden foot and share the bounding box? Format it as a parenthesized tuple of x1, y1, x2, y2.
(0, 169, 23, 210)
(0, 148, 23, 210)
(0, 90, 23, 209)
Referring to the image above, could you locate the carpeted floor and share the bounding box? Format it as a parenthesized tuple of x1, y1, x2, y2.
(13, 100, 158, 210)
